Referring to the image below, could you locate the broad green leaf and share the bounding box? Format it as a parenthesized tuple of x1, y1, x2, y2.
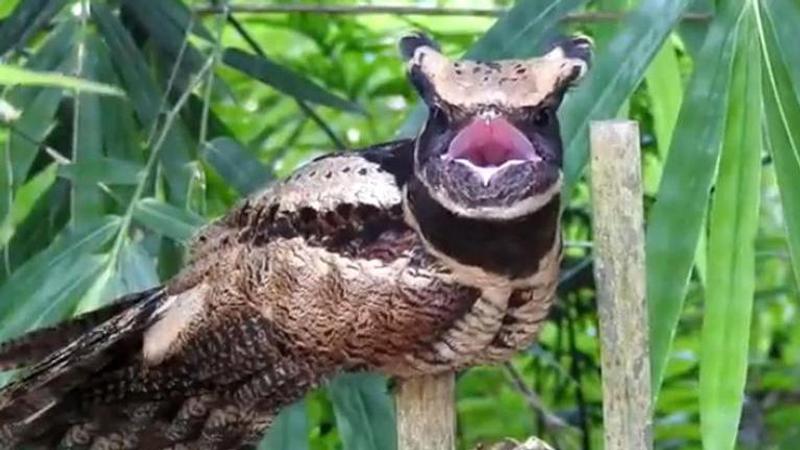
(699, 7, 761, 450)
(759, 0, 800, 289)
(121, 0, 206, 74)
(92, 4, 160, 126)
(92, 3, 194, 206)
(646, 0, 748, 395)
(73, 254, 116, 314)
(561, 0, 691, 192)
(679, 0, 715, 59)
(71, 34, 107, 227)
(466, 0, 588, 59)
(0, 164, 57, 249)
(593, 0, 634, 51)
(125, 0, 213, 42)
(646, 39, 684, 159)
(116, 241, 160, 295)
(260, 401, 309, 450)
(58, 157, 144, 185)
(6, 82, 66, 189)
(0, 253, 105, 342)
(328, 373, 396, 450)
(7, 18, 78, 108)
(203, 137, 272, 196)
(93, 31, 141, 164)
(0, 64, 122, 96)
(0, 216, 119, 327)
(133, 198, 205, 242)
(646, 38, 708, 285)
(759, 0, 800, 114)
(0, 0, 69, 56)
(223, 48, 364, 114)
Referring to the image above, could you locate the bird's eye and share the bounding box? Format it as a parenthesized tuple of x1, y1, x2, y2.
(533, 108, 551, 127)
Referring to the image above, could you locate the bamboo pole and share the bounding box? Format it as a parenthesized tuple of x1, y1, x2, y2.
(589, 120, 653, 450)
(396, 373, 455, 450)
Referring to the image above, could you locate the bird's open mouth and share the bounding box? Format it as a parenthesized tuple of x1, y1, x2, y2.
(444, 118, 539, 184)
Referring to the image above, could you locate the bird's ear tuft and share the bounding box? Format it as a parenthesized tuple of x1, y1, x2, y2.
(543, 35, 594, 86)
(399, 32, 441, 62)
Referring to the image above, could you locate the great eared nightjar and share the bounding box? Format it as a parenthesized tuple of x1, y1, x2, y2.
(0, 33, 592, 449)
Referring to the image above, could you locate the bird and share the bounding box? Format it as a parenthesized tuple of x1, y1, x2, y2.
(0, 33, 591, 449)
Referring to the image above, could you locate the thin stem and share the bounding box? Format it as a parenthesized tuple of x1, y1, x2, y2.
(5, 125, 123, 208)
(109, 56, 215, 261)
(226, 14, 346, 150)
(199, 1, 228, 146)
(146, 17, 195, 147)
(194, 4, 713, 22)
(504, 362, 573, 435)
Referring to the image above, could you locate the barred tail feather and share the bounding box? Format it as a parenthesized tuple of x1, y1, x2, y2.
(0, 290, 152, 371)
(0, 287, 167, 447)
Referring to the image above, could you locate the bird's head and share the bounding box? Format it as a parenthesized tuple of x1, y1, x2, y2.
(401, 33, 592, 221)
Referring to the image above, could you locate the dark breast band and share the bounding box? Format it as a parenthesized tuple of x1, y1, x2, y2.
(406, 177, 560, 279)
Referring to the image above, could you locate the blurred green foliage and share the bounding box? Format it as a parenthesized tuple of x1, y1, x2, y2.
(1, 0, 799, 449)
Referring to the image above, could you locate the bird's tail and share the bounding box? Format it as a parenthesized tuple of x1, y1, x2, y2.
(0, 286, 167, 448)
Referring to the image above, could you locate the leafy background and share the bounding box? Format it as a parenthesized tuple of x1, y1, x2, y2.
(1, 0, 799, 449)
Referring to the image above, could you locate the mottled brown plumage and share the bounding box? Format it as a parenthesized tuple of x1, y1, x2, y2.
(0, 34, 591, 449)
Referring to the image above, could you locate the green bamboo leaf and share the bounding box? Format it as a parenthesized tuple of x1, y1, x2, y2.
(7, 18, 78, 108)
(328, 373, 396, 450)
(0, 164, 57, 249)
(699, 7, 761, 449)
(133, 198, 205, 242)
(0, 216, 119, 327)
(125, 0, 213, 42)
(646, 0, 748, 395)
(93, 31, 141, 164)
(679, 0, 715, 59)
(58, 157, 144, 185)
(0, 20, 78, 203)
(645, 39, 709, 286)
(223, 48, 364, 114)
(73, 254, 117, 314)
(71, 34, 108, 227)
(121, 0, 206, 74)
(759, 0, 800, 289)
(759, 0, 800, 110)
(0, 0, 69, 56)
(466, 0, 588, 59)
(203, 137, 272, 196)
(92, 3, 194, 206)
(0, 64, 122, 96)
(593, 0, 633, 51)
(116, 241, 160, 295)
(646, 40, 684, 159)
(0, 253, 105, 342)
(561, 0, 691, 192)
(6, 80, 66, 189)
(260, 401, 309, 450)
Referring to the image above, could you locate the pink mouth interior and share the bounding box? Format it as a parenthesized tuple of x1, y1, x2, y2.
(447, 118, 536, 167)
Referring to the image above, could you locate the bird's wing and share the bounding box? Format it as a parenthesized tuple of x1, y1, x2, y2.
(0, 140, 455, 450)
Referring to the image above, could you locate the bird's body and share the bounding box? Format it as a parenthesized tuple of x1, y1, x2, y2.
(0, 34, 591, 449)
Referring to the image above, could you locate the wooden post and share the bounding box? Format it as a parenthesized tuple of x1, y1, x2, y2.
(589, 120, 653, 450)
(396, 373, 456, 450)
